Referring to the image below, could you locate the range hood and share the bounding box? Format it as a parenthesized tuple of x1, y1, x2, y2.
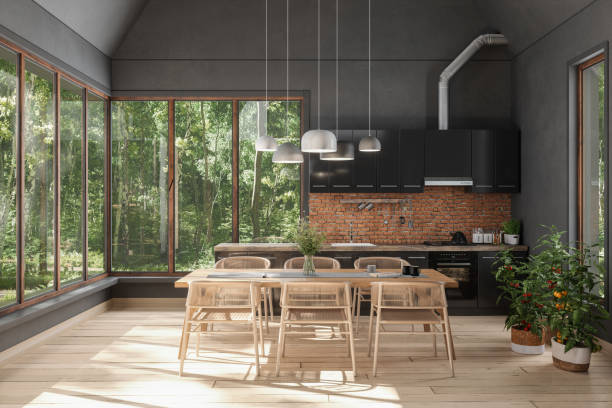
(424, 177, 473, 186)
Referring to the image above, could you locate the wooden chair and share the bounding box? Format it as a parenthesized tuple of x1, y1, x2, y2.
(214, 256, 274, 330)
(353, 257, 410, 330)
(367, 281, 454, 377)
(274, 282, 356, 376)
(178, 280, 264, 376)
(283, 256, 341, 269)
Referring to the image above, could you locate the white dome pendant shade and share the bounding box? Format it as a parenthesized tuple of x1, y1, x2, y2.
(301, 129, 337, 153)
(255, 134, 278, 151)
(358, 133, 381, 152)
(321, 141, 354, 160)
(272, 142, 304, 163)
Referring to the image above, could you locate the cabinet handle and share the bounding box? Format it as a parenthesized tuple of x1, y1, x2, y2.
(407, 256, 426, 259)
(403, 184, 421, 188)
(475, 185, 493, 188)
(480, 257, 497, 260)
(356, 184, 374, 188)
(380, 184, 399, 188)
(333, 185, 351, 188)
(312, 184, 327, 188)
(333, 256, 353, 260)
(498, 184, 516, 188)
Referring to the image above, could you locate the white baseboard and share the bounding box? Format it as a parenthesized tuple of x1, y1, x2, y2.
(0, 299, 112, 366)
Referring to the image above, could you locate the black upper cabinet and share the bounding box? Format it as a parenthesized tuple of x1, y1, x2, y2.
(309, 152, 329, 193)
(353, 130, 378, 192)
(399, 130, 425, 192)
(471, 129, 495, 192)
(329, 130, 354, 192)
(377, 129, 400, 192)
(495, 130, 520, 193)
(425, 130, 471, 178)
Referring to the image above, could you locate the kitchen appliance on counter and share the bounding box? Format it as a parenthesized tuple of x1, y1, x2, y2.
(423, 231, 472, 246)
(429, 251, 477, 308)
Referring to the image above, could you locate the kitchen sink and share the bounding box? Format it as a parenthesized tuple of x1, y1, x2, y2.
(330, 243, 376, 247)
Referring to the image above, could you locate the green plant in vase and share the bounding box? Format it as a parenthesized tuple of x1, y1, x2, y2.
(290, 219, 325, 276)
(494, 250, 548, 354)
(502, 219, 521, 245)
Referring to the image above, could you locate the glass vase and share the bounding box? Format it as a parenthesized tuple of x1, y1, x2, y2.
(303, 254, 316, 276)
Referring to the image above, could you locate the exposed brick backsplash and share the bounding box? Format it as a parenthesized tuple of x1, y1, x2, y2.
(308, 187, 512, 244)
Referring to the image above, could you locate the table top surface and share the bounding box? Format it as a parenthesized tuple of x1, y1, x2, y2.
(174, 268, 459, 288)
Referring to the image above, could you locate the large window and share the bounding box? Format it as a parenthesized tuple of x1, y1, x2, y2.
(0, 46, 17, 307)
(87, 92, 105, 277)
(24, 60, 55, 299)
(578, 53, 607, 297)
(174, 101, 233, 271)
(59, 78, 83, 287)
(238, 100, 301, 243)
(111, 101, 169, 272)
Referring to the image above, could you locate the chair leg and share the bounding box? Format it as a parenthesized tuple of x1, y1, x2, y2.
(258, 304, 265, 356)
(268, 288, 274, 320)
(443, 311, 455, 377)
(356, 291, 362, 333)
(372, 308, 382, 377)
(433, 330, 437, 357)
(275, 310, 286, 376)
(262, 291, 269, 332)
(367, 305, 375, 357)
(440, 308, 456, 360)
(196, 331, 200, 357)
(251, 313, 261, 377)
(352, 288, 358, 318)
(178, 322, 191, 376)
(346, 309, 357, 377)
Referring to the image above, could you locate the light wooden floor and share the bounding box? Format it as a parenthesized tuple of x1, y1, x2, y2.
(1, 299, 612, 408)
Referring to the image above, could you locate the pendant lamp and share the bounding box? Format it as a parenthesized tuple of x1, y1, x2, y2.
(301, 0, 337, 153)
(358, 0, 381, 152)
(255, 0, 277, 152)
(272, 0, 303, 163)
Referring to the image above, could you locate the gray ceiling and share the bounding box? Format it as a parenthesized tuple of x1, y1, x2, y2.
(33, 0, 597, 58)
(32, 0, 147, 56)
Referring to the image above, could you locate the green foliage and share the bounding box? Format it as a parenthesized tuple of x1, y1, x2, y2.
(494, 250, 548, 337)
(290, 219, 325, 256)
(502, 219, 521, 235)
(535, 227, 609, 353)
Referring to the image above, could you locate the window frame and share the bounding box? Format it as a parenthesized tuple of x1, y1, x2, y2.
(109, 96, 304, 276)
(0, 36, 110, 318)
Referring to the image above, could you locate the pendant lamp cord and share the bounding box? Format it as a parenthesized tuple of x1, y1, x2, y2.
(286, 0, 289, 138)
(368, 0, 371, 136)
(335, 0, 338, 135)
(317, 0, 321, 130)
(265, 0, 268, 108)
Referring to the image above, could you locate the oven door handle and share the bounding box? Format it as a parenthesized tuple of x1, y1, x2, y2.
(436, 262, 472, 267)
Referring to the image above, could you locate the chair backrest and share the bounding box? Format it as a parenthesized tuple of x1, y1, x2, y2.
(370, 281, 447, 309)
(214, 256, 271, 269)
(280, 282, 351, 309)
(283, 256, 341, 269)
(186, 280, 260, 308)
(354, 256, 410, 270)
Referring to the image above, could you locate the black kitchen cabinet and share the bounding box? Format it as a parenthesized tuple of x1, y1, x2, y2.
(477, 252, 501, 309)
(471, 129, 495, 192)
(495, 130, 520, 193)
(309, 152, 329, 193)
(399, 130, 425, 192)
(329, 130, 355, 192)
(405, 252, 428, 268)
(353, 130, 378, 192)
(377, 129, 401, 192)
(425, 130, 471, 178)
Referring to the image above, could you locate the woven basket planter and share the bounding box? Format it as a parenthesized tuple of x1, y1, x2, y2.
(510, 327, 545, 354)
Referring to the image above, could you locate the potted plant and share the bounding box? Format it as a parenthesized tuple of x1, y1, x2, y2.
(290, 219, 326, 276)
(540, 230, 609, 372)
(494, 250, 547, 354)
(502, 219, 521, 245)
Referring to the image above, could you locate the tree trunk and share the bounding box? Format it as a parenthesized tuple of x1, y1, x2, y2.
(250, 102, 265, 240)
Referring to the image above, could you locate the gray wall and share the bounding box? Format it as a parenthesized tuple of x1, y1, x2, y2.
(0, 0, 111, 93)
(112, 0, 513, 130)
(511, 0, 612, 340)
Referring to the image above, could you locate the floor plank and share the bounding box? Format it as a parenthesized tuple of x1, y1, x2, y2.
(1, 303, 611, 407)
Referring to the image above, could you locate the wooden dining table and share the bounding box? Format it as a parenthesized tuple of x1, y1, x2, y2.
(174, 268, 458, 360)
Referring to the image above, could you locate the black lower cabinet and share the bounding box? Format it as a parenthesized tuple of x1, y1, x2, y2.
(477, 251, 528, 311)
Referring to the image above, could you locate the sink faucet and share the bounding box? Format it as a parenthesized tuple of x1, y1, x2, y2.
(349, 222, 353, 243)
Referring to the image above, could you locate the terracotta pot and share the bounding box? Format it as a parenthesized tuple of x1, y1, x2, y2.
(551, 338, 591, 372)
(510, 326, 545, 354)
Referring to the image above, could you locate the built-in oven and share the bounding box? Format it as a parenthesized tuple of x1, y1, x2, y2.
(429, 251, 477, 308)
